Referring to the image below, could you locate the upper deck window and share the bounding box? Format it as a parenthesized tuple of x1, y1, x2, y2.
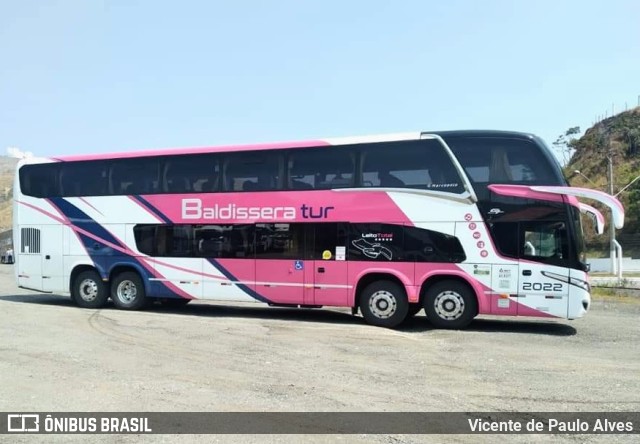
(361, 140, 464, 193)
(288, 148, 355, 190)
(60, 162, 108, 197)
(19, 137, 469, 198)
(163, 154, 219, 193)
(223, 152, 283, 192)
(19, 163, 59, 198)
(111, 158, 160, 195)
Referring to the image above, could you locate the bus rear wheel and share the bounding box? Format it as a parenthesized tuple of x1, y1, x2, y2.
(111, 271, 148, 310)
(423, 280, 477, 329)
(359, 281, 409, 328)
(72, 270, 108, 309)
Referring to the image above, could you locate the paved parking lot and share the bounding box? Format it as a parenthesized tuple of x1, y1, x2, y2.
(1, 264, 639, 443)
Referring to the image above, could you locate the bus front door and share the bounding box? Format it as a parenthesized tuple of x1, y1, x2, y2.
(518, 264, 569, 318)
(517, 221, 570, 318)
(309, 223, 349, 307)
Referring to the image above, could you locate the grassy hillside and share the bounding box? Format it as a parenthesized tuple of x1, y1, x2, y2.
(0, 157, 18, 231)
(566, 107, 640, 256)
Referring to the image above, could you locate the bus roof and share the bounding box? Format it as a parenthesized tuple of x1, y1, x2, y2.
(29, 129, 539, 164)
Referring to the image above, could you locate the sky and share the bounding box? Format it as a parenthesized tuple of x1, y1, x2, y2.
(1, 0, 639, 162)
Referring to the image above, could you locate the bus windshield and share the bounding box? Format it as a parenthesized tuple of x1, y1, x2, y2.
(444, 136, 564, 199)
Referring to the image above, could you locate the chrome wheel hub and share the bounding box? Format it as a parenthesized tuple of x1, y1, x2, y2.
(116, 280, 137, 303)
(369, 290, 397, 319)
(434, 290, 465, 320)
(79, 279, 98, 302)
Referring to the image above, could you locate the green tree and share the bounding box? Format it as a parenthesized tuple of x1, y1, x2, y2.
(553, 126, 581, 165)
(622, 127, 640, 156)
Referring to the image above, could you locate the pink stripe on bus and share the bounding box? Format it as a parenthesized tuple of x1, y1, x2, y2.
(143, 257, 227, 281)
(127, 196, 165, 223)
(78, 197, 104, 216)
(488, 184, 565, 203)
(16, 200, 67, 224)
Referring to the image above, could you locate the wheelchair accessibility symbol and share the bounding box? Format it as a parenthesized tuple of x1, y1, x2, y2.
(294, 260, 304, 271)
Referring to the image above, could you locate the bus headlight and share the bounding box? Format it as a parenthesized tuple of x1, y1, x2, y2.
(541, 271, 590, 292)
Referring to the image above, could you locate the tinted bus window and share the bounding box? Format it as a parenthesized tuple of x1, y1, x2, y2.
(162, 225, 194, 257)
(224, 152, 283, 191)
(403, 226, 466, 263)
(521, 221, 569, 266)
(60, 161, 109, 197)
(19, 163, 60, 198)
(310, 223, 348, 260)
(288, 149, 355, 190)
(111, 158, 160, 195)
(361, 140, 464, 193)
(163, 154, 220, 193)
(489, 222, 519, 258)
(255, 223, 305, 259)
(348, 223, 405, 261)
(134, 225, 157, 255)
(195, 224, 254, 258)
(135, 224, 255, 258)
(490, 220, 571, 267)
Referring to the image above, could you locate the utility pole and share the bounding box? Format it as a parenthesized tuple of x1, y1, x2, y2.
(598, 124, 619, 276)
(608, 152, 616, 275)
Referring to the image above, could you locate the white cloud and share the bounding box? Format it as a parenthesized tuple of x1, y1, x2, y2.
(6, 147, 33, 159)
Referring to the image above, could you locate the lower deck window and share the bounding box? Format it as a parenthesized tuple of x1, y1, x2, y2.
(133, 223, 466, 263)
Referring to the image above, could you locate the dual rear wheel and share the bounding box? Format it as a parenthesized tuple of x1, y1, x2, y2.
(358, 279, 477, 329)
(71, 270, 189, 310)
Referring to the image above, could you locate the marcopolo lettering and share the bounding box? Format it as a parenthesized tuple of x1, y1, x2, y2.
(181, 199, 334, 221)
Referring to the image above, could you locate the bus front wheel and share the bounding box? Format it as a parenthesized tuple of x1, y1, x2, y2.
(72, 270, 108, 309)
(359, 281, 409, 328)
(423, 280, 477, 329)
(111, 271, 148, 310)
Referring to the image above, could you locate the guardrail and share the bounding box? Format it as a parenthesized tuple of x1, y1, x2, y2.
(590, 276, 640, 289)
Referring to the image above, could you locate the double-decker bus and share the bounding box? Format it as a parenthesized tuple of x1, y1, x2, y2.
(13, 131, 624, 328)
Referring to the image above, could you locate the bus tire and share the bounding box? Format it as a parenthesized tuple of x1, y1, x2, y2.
(111, 271, 148, 310)
(72, 270, 108, 309)
(407, 303, 423, 317)
(423, 280, 477, 329)
(359, 280, 409, 328)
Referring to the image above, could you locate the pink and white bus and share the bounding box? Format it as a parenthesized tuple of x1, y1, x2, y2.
(13, 131, 624, 328)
